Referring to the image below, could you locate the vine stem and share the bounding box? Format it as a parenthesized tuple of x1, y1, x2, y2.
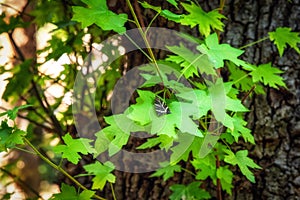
(126, 0, 165, 84)
(181, 167, 197, 177)
(239, 36, 269, 49)
(23, 138, 106, 200)
(110, 182, 117, 200)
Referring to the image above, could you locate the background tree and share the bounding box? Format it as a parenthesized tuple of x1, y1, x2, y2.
(0, 0, 299, 199)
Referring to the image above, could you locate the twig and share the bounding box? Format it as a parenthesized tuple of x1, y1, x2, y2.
(0, 167, 43, 199)
(23, 138, 106, 200)
(0, 3, 30, 16)
(134, 0, 146, 29)
(126, 0, 165, 84)
(8, 32, 25, 61)
(215, 155, 222, 200)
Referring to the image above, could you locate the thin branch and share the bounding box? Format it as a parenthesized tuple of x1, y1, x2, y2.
(0, 167, 43, 199)
(134, 0, 146, 29)
(215, 155, 222, 200)
(126, 0, 165, 84)
(239, 36, 269, 49)
(23, 138, 106, 200)
(17, 114, 55, 132)
(31, 80, 64, 138)
(0, 3, 31, 16)
(8, 32, 25, 61)
(19, 96, 53, 125)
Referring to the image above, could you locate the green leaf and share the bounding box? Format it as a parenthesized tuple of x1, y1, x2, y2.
(127, 90, 156, 125)
(2, 60, 33, 103)
(150, 162, 182, 181)
(197, 33, 249, 69)
(228, 62, 254, 92)
(54, 133, 96, 164)
(225, 96, 248, 112)
(269, 27, 300, 56)
(216, 166, 234, 195)
(51, 183, 95, 200)
(170, 133, 196, 164)
(139, 2, 182, 22)
(250, 63, 286, 89)
(224, 149, 261, 183)
(176, 89, 211, 118)
(0, 105, 32, 120)
(168, 101, 203, 136)
(0, 121, 26, 151)
(180, 2, 226, 37)
(192, 155, 217, 183)
(166, 44, 216, 78)
(0, 14, 28, 34)
(170, 182, 211, 200)
(208, 78, 226, 122)
(83, 161, 115, 190)
(95, 113, 144, 156)
(161, 10, 182, 22)
(167, 0, 178, 9)
(137, 134, 173, 150)
(139, 1, 161, 12)
(72, 0, 128, 33)
(230, 115, 255, 144)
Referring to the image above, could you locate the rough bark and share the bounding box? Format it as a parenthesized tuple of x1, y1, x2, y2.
(101, 0, 300, 199)
(222, 0, 300, 199)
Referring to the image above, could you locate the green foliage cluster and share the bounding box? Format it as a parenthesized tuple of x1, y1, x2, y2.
(0, 0, 299, 199)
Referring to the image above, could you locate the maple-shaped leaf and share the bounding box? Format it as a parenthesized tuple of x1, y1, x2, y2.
(180, 2, 226, 37)
(166, 44, 216, 78)
(176, 89, 211, 118)
(192, 156, 217, 183)
(51, 183, 95, 200)
(230, 115, 254, 144)
(150, 100, 203, 139)
(170, 182, 211, 200)
(150, 162, 182, 181)
(269, 27, 300, 56)
(127, 90, 156, 125)
(95, 113, 144, 157)
(170, 133, 199, 165)
(225, 96, 248, 112)
(137, 134, 173, 150)
(197, 33, 250, 69)
(0, 121, 26, 151)
(169, 101, 203, 136)
(150, 114, 177, 138)
(224, 149, 261, 183)
(54, 133, 96, 164)
(216, 166, 234, 195)
(83, 161, 115, 190)
(250, 63, 286, 89)
(72, 0, 128, 33)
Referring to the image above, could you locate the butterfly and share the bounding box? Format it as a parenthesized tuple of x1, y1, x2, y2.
(154, 98, 170, 116)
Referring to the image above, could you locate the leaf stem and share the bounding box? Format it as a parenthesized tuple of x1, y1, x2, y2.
(239, 36, 269, 49)
(23, 137, 106, 200)
(145, 12, 160, 34)
(232, 73, 250, 84)
(110, 182, 117, 200)
(181, 167, 197, 176)
(126, 0, 164, 84)
(177, 54, 205, 81)
(124, 33, 152, 61)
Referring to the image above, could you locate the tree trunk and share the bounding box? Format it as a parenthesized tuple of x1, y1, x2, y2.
(101, 0, 300, 199)
(222, 0, 300, 199)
